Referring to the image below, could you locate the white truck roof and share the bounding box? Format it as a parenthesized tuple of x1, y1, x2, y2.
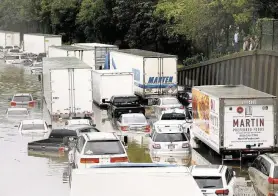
(43, 57, 91, 71)
(115, 49, 176, 58)
(70, 163, 203, 196)
(194, 85, 276, 98)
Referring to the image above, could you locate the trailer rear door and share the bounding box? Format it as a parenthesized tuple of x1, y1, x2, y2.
(72, 69, 93, 115)
(224, 101, 275, 150)
(50, 69, 71, 115)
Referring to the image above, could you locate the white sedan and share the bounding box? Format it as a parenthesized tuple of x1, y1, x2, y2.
(18, 119, 50, 136)
(153, 97, 184, 119)
(6, 108, 30, 118)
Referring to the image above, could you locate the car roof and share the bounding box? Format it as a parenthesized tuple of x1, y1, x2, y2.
(162, 109, 185, 114)
(121, 113, 145, 118)
(7, 108, 28, 111)
(14, 93, 31, 96)
(190, 165, 226, 176)
(83, 132, 118, 141)
(21, 119, 45, 124)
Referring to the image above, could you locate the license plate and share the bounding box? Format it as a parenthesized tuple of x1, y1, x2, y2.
(101, 158, 110, 163)
(168, 144, 175, 149)
(225, 155, 233, 159)
(167, 157, 175, 162)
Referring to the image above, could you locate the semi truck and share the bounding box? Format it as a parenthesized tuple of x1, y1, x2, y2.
(42, 57, 94, 126)
(0, 30, 20, 48)
(23, 33, 62, 55)
(191, 85, 277, 165)
(92, 70, 134, 107)
(72, 43, 118, 70)
(104, 49, 178, 105)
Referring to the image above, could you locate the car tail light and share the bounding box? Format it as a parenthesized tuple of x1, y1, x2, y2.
(80, 158, 99, 164)
(121, 126, 129, 131)
(180, 105, 184, 109)
(268, 177, 278, 184)
(215, 189, 229, 195)
(182, 143, 190, 148)
(153, 144, 161, 149)
(144, 125, 150, 132)
(110, 157, 128, 163)
(28, 101, 35, 107)
(10, 101, 16, 106)
(58, 147, 65, 152)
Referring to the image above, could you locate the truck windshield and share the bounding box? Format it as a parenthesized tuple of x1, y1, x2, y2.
(84, 140, 125, 155)
(22, 124, 45, 130)
(193, 176, 223, 189)
(113, 97, 139, 105)
(161, 113, 185, 120)
(154, 133, 188, 142)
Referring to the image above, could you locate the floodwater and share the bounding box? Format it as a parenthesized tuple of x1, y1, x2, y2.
(0, 61, 256, 196)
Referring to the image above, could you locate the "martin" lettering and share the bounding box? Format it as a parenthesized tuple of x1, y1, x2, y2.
(148, 76, 173, 83)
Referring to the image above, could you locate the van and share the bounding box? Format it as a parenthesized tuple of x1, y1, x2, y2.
(70, 163, 203, 196)
(4, 53, 29, 64)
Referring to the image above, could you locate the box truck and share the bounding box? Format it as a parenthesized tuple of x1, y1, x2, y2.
(105, 49, 178, 105)
(0, 30, 20, 48)
(92, 70, 134, 106)
(72, 43, 118, 70)
(23, 33, 62, 55)
(43, 57, 93, 124)
(192, 85, 277, 165)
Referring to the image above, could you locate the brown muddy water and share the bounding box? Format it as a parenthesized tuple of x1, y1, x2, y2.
(0, 62, 256, 196)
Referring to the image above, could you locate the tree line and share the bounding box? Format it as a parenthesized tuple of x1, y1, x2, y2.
(0, 0, 277, 63)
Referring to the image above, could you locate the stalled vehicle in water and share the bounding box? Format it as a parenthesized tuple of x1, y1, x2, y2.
(18, 119, 49, 136)
(70, 163, 203, 196)
(9, 93, 36, 108)
(153, 97, 184, 119)
(191, 85, 277, 165)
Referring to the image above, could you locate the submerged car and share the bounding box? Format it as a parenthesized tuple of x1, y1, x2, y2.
(153, 97, 184, 119)
(9, 93, 36, 108)
(18, 119, 49, 135)
(116, 113, 150, 133)
(6, 108, 30, 117)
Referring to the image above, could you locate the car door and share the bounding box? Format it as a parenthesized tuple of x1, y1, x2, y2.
(225, 168, 235, 196)
(257, 157, 271, 195)
(116, 115, 123, 130)
(75, 136, 85, 168)
(248, 156, 262, 191)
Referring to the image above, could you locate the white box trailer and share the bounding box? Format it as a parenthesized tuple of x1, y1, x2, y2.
(0, 30, 20, 48)
(92, 70, 134, 106)
(43, 57, 93, 122)
(24, 33, 62, 55)
(192, 85, 277, 164)
(106, 49, 178, 105)
(72, 43, 118, 70)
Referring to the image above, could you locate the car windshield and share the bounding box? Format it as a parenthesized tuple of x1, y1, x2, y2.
(13, 96, 32, 102)
(186, 110, 192, 120)
(79, 128, 99, 133)
(113, 97, 139, 105)
(193, 176, 223, 189)
(123, 115, 146, 124)
(22, 124, 45, 130)
(154, 133, 188, 142)
(161, 113, 186, 120)
(7, 110, 28, 116)
(162, 98, 179, 105)
(84, 140, 125, 155)
(6, 56, 19, 60)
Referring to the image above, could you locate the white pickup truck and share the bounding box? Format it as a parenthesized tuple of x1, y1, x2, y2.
(153, 108, 192, 135)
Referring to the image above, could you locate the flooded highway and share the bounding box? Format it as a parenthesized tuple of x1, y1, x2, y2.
(0, 61, 256, 196)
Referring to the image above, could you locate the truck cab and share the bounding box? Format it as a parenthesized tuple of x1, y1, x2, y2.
(103, 95, 145, 122)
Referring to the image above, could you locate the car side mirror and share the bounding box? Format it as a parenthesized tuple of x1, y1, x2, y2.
(47, 124, 52, 128)
(102, 99, 106, 103)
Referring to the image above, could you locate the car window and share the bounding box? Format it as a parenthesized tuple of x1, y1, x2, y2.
(273, 166, 278, 178)
(79, 128, 99, 133)
(186, 109, 192, 120)
(7, 110, 29, 116)
(22, 124, 45, 130)
(6, 56, 18, 60)
(225, 169, 233, 184)
(162, 98, 179, 105)
(77, 136, 85, 152)
(161, 113, 186, 120)
(13, 96, 32, 102)
(123, 115, 146, 124)
(153, 132, 188, 142)
(259, 157, 271, 176)
(251, 156, 262, 170)
(193, 176, 223, 189)
(83, 140, 125, 155)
